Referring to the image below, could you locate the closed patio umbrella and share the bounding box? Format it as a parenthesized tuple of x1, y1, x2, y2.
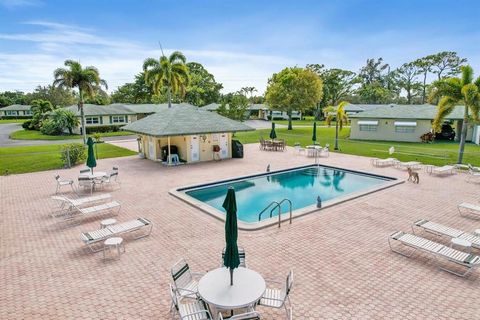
(269, 122, 277, 140)
(312, 121, 317, 143)
(223, 187, 240, 286)
(86, 137, 97, 174)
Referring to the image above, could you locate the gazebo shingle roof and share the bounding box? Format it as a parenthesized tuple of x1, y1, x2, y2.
(122, 104, 254, 137)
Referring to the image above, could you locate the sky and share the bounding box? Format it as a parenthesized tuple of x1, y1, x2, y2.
(0, 0, 479, 95)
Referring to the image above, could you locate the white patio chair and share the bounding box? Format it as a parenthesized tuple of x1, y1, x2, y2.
(258, 270, 293, 319)
(51, 194, 112, 217)
(389, 231, 480, 277)
(79, 168, 90, 174)
(78, 176, 94, 195)
(171, 258, 203, 301)
(54, 175, 75, 194)
(218, 311, 261, 320)
(293, 143, 305, 155)
(429, 165, 456, 176)
(221, 246, 246, 268)
(169, 284, 212, 320)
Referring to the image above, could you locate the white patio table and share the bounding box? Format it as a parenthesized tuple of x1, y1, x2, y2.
(79, 171, 107, 179)
(198, 267, 266, 311)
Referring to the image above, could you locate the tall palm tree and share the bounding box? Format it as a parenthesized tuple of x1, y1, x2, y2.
(324, 101, 349, 151)
(430, 65, 480, 163)
(241, 86, 257, 103)
(143, 51, 189, 108)
(53, 60, 107, 143)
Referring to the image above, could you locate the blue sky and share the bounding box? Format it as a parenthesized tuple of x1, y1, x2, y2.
(0, 0, 479, 94)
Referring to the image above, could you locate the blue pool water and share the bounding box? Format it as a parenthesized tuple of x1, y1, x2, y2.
(182, 165, 394, 223)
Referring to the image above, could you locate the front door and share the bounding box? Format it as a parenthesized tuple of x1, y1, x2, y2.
(219, 133, 228, 159)
(190, 135, 200, 162)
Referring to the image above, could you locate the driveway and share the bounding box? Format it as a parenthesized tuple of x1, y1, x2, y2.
(0, 123, 137, 147)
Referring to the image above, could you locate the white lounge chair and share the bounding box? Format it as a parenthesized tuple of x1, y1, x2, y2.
(371, 158, 397, 167)
(258, 270, 293, 319)
(412, 219, 480, 250)
(169, 284, 212, 320)
(171, 258, 203, 301)
(218, 311, 261, 320)
(54, 175, 75, 194)
(81, 217, 152, 252)
(458, 203, 480, 219)
(389, 231, 480, 277)
(56, 197, 120, 221)
(395, 161, 421, 170)
(429, 165, 456, 176)
(51, 194, 112, 217)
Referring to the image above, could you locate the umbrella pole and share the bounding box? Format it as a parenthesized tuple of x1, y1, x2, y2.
(230, 268, 233, 286)
(168, 136, 171, 165)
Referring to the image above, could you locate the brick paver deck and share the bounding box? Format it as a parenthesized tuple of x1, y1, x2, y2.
(1, 144, 479, 319)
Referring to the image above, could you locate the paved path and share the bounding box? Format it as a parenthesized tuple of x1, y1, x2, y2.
(0, 124, 137, 147)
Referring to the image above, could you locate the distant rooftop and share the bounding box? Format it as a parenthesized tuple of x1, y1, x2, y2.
(349, 104, 465, 120)
(1, 104, 32, 111)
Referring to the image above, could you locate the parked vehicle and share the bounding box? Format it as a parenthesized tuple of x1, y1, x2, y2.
(435, 124, 456, 141)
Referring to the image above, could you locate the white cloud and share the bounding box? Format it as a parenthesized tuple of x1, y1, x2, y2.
(0, 21, 292, 95)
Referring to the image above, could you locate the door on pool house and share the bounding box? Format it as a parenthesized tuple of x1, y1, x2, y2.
(219, 133, 228, 159)
(148, 140, 155, 160)
(190, 135, 200, 162)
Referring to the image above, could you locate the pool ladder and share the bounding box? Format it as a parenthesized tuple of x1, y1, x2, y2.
(258, 198, 292, 228)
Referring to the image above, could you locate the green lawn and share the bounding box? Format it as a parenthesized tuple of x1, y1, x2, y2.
(234, 127, 480, 166)
(10, 129, 135, 140)
(0, 119, 27, 124)
(0, 143, 136, 175)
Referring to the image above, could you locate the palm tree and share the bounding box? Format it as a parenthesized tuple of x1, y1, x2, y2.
(241, 86, 257, 103)
(53, 60, 107, 143)
(31, 99, 55, 130)
(430, 65, 480, 163)
(324, 101, 349, 151)
(143, 51, 189, 108)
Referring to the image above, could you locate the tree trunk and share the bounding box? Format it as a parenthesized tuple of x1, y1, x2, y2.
(167, 86, 172, 108)
(79, 89, 86, 144)
(457, 106, 469, 164)
(287, 112, 292, 130)
(334, 121, 339, 150)
(422, 72, 427, 104)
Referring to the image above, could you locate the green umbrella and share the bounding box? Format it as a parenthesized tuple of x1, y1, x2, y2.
(312, 121, 317, 143)
(269, 122, 277, 140)
(223, 187, 240, 286)
(86, 137, 97, 173)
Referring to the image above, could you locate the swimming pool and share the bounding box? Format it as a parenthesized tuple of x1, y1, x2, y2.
(172, 165, 399, 229)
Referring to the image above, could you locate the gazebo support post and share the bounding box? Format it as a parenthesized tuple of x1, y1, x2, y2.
(167, 136, 171, 165)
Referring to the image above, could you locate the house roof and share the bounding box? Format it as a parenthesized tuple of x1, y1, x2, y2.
(1, 104, 32, 111)
(63, 104, 138, 116)
(200, 103, 268, 111)
(349, 104, 466, 120)
(122, 104, 254, 137)
(201, 103, 221, 111)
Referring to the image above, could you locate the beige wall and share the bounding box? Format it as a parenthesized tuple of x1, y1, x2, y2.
(140, 132, 232, 163)
(350, 118, 433, 142)
(73, 114, 134, 134)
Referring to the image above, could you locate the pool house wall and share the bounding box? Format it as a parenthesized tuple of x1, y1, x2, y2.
(140, 132, 232, 163)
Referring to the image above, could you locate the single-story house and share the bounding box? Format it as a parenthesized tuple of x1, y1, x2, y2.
(473, 125, 480, 145)
(62, 103, 181, 134)
(122, 104, 254, 164)
(349, 104, 475, 143)
(201, 103, 301, 120)
(0, 105, 33, 118)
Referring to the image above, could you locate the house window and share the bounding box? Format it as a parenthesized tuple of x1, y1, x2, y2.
(394, 121, 416, 133)
(24, 110, 32, 115)
(358, 120, 378, 132)
(5, 110, 18, 116)
(395, 126, 415, 133)
(359, 124, 378, 132)
(111, 115, 126, 123)
(85, 117, 99, 124)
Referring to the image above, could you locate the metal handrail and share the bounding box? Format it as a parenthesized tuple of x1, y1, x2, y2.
(258, 198, 293, 228)
(258, 201, 280, 221)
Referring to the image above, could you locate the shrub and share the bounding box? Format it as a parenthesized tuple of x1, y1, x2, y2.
(92, 132, 102, 143)
(40, 119, 62, 135)
(60, 143, 86, 166)
(85, 125, 121, 133)
(22, 120, 34, 130)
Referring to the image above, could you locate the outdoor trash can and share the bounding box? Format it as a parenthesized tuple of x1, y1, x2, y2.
(231, 140, 244, 158)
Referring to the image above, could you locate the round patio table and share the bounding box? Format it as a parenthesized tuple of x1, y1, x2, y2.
(79, 171, 107, 179)
(198, 267, 266, 310)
